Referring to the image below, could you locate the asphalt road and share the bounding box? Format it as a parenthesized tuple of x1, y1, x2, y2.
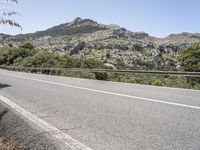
(0, 101, 59, 150)
(0, 69, 200, 150)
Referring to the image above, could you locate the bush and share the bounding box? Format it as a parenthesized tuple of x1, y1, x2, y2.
(151, 79, 164, 86)
(0, 47, 36, 65)
(80, 58, 105, 69)
(179, 44, 200, 72)
(95, 72, 108, 80)
(0, 47, 105, 69)
(19, 42, 34, 50)
(21, 51, 59, 67)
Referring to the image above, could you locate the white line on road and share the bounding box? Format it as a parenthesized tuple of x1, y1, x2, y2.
(4, 73, 200, 110)
(0, 95, 92, 150)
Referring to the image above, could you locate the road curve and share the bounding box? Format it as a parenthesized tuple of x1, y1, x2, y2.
(0, 69, 200, 150)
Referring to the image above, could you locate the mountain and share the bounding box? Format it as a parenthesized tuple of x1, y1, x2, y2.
(19, 17, 108, 38)
(0, 17, 199, 70)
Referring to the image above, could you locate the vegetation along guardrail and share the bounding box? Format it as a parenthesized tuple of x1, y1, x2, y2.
(0, 66, 200, 89)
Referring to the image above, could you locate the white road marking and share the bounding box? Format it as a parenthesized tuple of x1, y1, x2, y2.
(0, 95, 92, 150)
(4, 73, 200, 110)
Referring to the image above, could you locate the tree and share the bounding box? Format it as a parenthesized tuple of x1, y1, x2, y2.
(0, 0, 21, 29)
(179, 44, 200, 72)
(19, 42, 34, 50)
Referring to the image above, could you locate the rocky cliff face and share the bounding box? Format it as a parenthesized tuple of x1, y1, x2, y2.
(0, 18, 199, 70)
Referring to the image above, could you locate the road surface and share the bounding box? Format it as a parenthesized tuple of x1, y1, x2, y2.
(0, 69, 200, 150)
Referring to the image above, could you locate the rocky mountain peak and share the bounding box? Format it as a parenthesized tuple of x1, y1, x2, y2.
(74, 17, 82, 22)
(66, 18, 98, 28)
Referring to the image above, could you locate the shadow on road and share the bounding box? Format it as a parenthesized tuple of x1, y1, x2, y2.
(0, 108, 9, 121)
(0, 83, 11, 120)
(0, 83, 11, 90)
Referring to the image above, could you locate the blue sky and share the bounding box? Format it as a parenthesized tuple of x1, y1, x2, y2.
(0, 0, 199, 37)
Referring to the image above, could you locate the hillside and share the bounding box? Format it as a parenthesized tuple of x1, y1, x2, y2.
(0, 17, 200, 70)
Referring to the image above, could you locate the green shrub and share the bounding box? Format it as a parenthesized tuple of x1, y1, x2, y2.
(80, 58, 105, 69)
(95, 72, 108, 80)
(179, 44, 200, 72)
(19, 42, 34, 50)
(151, 79, 164, 86)
(0, 46, 105, 69)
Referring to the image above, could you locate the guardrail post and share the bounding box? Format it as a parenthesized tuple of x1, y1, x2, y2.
(187, 76, 192, 89)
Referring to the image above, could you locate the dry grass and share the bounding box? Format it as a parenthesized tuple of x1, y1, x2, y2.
(0, 137, 19, 150)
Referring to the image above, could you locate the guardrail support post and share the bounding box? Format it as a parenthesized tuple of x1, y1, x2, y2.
(187, 76, 192, 89)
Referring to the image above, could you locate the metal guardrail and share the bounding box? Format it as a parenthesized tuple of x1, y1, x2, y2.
(1, 66, 200, 77)
(87, 69, 200, 77)
(1, 66, 200, 88)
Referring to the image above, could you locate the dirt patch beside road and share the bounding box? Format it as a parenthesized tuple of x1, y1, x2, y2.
(0, 137, 19, 150)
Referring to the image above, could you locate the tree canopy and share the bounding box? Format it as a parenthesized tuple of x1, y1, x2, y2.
(0, 43, 105, 69)
(179, 44, 200, 72)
